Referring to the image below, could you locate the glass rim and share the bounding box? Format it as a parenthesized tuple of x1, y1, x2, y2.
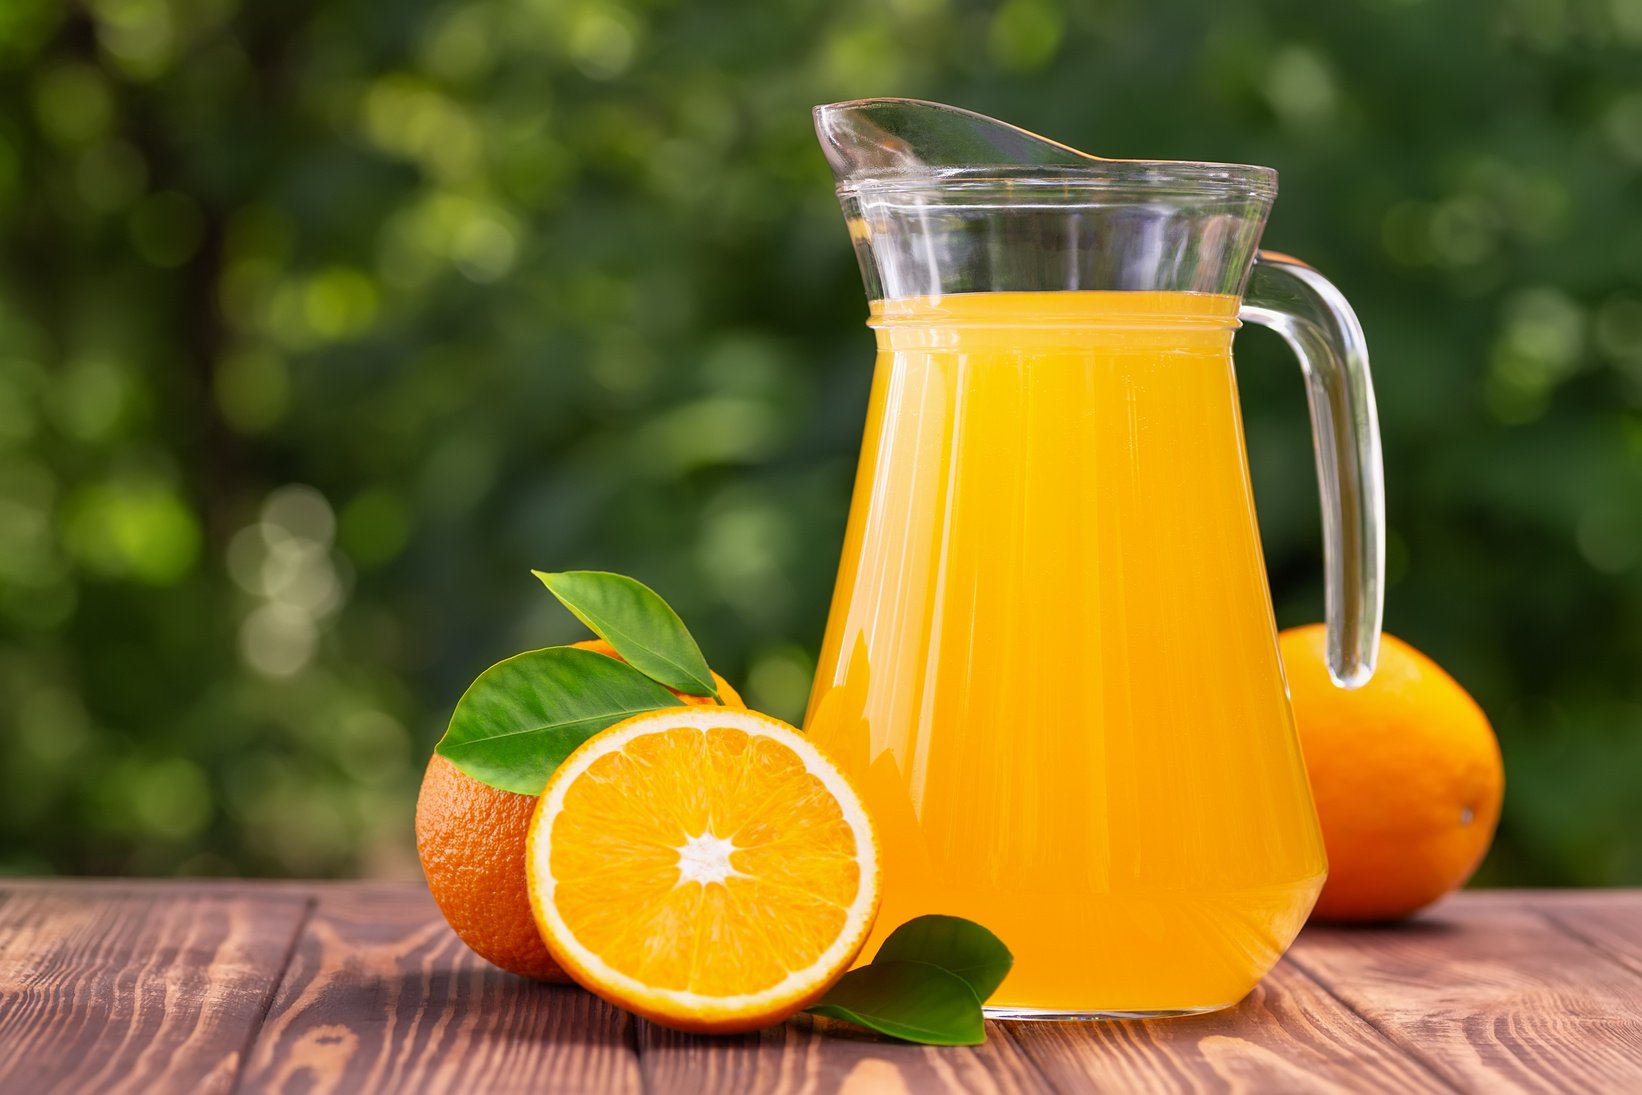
(835, 163, 1278, 200)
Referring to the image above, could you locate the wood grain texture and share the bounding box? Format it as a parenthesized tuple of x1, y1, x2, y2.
(638, 1013, 1055, 1094)
(236, 882, 641, 1095)
(1534, 893, 1642, 980)
(0, 886, 309, 1095)
(5, 883, 1639, 1094)
(1291, 894, 1642, 1092)
(1004, 957, 1452, 1094)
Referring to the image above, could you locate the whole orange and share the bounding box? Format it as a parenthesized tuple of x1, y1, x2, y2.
(416, 640, 745, 979)
(417, 752, 570, 981)
(1280, 624, 1504, 922)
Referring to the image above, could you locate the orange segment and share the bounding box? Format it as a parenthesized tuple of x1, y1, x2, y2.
(526, 707, 880, 1033)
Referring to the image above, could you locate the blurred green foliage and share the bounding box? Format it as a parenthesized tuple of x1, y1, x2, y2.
(0, 0, 1637, 884)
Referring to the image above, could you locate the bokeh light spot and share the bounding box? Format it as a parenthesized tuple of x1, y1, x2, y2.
(31, 63, 113, 145)
(1263, 46, 1340, 130)
(1485, 287, 1586, 423)
(634, 398, 782, 476)
(74, 140, 147, 212)
(18, 687, 91, 768)
(52, 357, 136, 443)
(1577, 506, 1639, 574)
(336, 710, 411, 784)
(338, 488, 412, 568)
(240, 602, 319, 677)
(129, 190, 205, 268)
(214, 348, 290, 434)
(420, 5, 496, 82)
(1603, 91, 1642, 163)
(90, 0, 179, 78)
(62, 474, 201, 585)
(131, 757, 213, 840)
(987, 0, 1064, 73)
(263, 484, 337, 547)
(566, 3, 639, 80)
(745, 644, 816, 725)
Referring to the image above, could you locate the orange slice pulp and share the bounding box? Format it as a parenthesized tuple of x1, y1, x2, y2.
(525, 706, 881, 1033)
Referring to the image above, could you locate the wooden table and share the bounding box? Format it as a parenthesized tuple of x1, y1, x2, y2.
(1, 881, 1637, 1093)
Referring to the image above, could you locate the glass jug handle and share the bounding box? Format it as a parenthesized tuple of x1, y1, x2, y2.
(1239, 251, 1385, 689)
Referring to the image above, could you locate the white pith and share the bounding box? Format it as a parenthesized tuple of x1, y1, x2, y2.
(528, 707, 880, 1014)
(676, 831, 744, 886)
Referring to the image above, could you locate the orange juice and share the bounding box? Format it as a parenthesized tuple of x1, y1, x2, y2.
(805, 290, 1327, 1015)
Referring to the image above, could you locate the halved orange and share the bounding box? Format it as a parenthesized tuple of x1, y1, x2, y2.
(525, 706, 880, 1033)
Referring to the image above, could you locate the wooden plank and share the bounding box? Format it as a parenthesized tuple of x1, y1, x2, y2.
(6, 882, 1636, 1094)
(1003, 958, 1452, 1094)
(0, 877, 407, 896)
(1290, 893, 1642, 1092)
(637, 1014, 1055, 1094)
(1531, 892, 1642, 980)
(238, 882, 642, 1095)
(0, 885, 310, 1095)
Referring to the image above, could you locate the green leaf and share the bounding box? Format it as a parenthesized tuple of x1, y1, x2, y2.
(871, 914, 1014, 1004)
(533, 570, 718, 699)
(807, 961, 985, 1045)
(436, 646, 684, 794)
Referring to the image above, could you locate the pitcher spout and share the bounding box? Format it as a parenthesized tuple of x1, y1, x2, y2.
(814, 97, 1103, 185)
(812, 98, 1277, 301)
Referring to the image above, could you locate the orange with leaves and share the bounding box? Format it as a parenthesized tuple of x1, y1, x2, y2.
(416, 639, 744, 980)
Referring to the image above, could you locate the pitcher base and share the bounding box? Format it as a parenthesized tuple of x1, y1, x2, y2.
(984, 1002, 1234, 1022)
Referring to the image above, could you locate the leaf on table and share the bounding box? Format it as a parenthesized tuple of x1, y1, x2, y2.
(871, 914, 1014, 1003)
(807, 960, 986, 1045)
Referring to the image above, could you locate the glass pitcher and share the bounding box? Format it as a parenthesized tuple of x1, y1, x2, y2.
(804, 99, 1384, 1019)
